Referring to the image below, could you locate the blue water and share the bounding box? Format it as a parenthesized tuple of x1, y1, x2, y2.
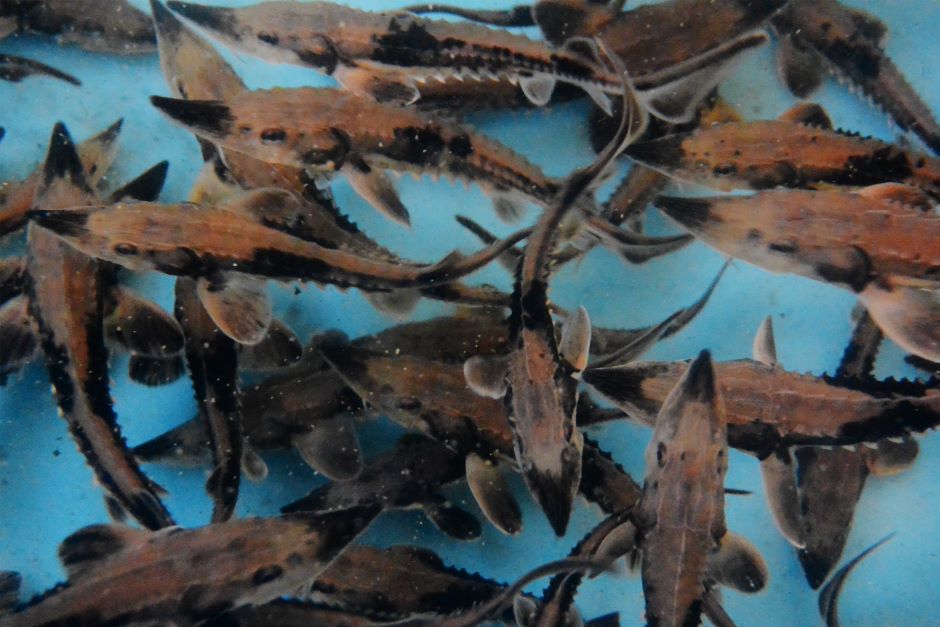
(0, 0, 938, 624)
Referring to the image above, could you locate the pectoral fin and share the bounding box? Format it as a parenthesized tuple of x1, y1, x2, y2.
(237, 319, 303, 371)
(128, 355, 185, 387)
(366, 288, 423, 319)
(519, 74, 557, 107)
(196, 273, 272, 346)
(106, 286, 184, 358)
(0, 296, 39, 382)
(241, 445, 269, 483)
(466, 453, 523, 535)
(864, 435, 919, 477)
(290, 414, 363, 481)
(709, 532, 769, 593)
(464, 354, 509, 399)
(424, 495, 482, 541)
(859, 277, 940, 363)
(775, 36, 824, 99)
(857, 183, 933, 212)
(344, 159, 411, 226)
(760, 447, 805, 548)
(559, 306, 592, 372)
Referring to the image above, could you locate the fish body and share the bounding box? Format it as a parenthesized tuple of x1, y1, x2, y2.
(771, 0, 940, 155)
(633, 352, 727, 627)
(5, 507, 378, 627)
(33, 200, 525, 291)
(2, 0, 155, 54)
(584, 358, 940, 451)
(167, 0, 620, 111)
(628, 120, 940, 198)
(150, 88, 561, 212)
(24, 125, 173, 530)
(174, 277, 243, 522)
(655, 187, 940, 291)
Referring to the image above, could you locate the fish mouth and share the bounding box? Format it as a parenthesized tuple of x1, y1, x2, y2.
(523, 463, 580, 537)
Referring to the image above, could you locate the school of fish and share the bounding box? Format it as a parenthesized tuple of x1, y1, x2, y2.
(0, 0, 937, 625)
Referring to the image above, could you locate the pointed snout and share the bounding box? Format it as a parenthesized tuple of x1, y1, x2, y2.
(524, 461, 580, 537)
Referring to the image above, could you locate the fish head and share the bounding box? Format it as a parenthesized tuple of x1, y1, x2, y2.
(151, 91, 350, 171)
(168, 1, 351, 74)
(514, 388, 584, 537)
(638, 352, 727, 531)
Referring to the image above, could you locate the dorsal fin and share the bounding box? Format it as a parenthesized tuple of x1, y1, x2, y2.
(38, 123, 94, 202)
(58, 524, 152, 579)
(221, 187, 303, 223)
(752, 316, 778, 367)
(857, 183, 933, 212)
(109, 161, 170, 202)
(778, 103, 832, 129)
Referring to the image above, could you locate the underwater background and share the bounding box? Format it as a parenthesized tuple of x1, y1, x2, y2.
(0, 0, 938, 624)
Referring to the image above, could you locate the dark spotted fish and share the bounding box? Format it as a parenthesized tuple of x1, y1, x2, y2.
(654, 184, 940, 361)
(771, 0, 940, 155)
(633, 351, 727, 627)
(24, 124, 174, 530)
(166, 0, 620, 113)
(283, 434, 482, 542)
(410, 0, 783, 123)
(174, 277, 244, 523)
(31, 194, 530, 293)
(627, 104, 940, 198)
(4, 506, 378, 627)
(309, 545, 535, 623)
(3, 0, 155, 54)
(148, 87, 591, 225)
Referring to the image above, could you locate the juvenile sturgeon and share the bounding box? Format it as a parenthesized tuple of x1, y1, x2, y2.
(771, 0, 940, 155)
(4, 506, 378, 627)
(409, 0, 783, 124)
(2, 0, 156, 55)
(463, 72, 643, 536)
(148, 87, 609, 226)
(627, 104, 940, 198)
(31, 194, 530, 293)
(633, 351, 727, 627)
(166, 0, 621, 113)
(24, 124, 174, 530)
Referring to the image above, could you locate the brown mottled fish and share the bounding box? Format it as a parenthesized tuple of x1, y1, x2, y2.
(632, 351, 727, 627)
(771, 0, 940, 155)
(283, 434, 482, 542)
(32, 192, 530, 294)
(654, 183, 940, 361)
(463, 74, 643, 536)
(410, 0, 782, 123)
(4, 506, 378, 627)
(148, 86, 599, 226)
(24, 124, 174, 530)
(166, 0, 621, 114)
(3, 0, 155, 54)
(627, 103, 940, 198)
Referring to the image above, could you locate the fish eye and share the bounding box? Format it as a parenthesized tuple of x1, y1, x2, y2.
(114, 243, 139, 256)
